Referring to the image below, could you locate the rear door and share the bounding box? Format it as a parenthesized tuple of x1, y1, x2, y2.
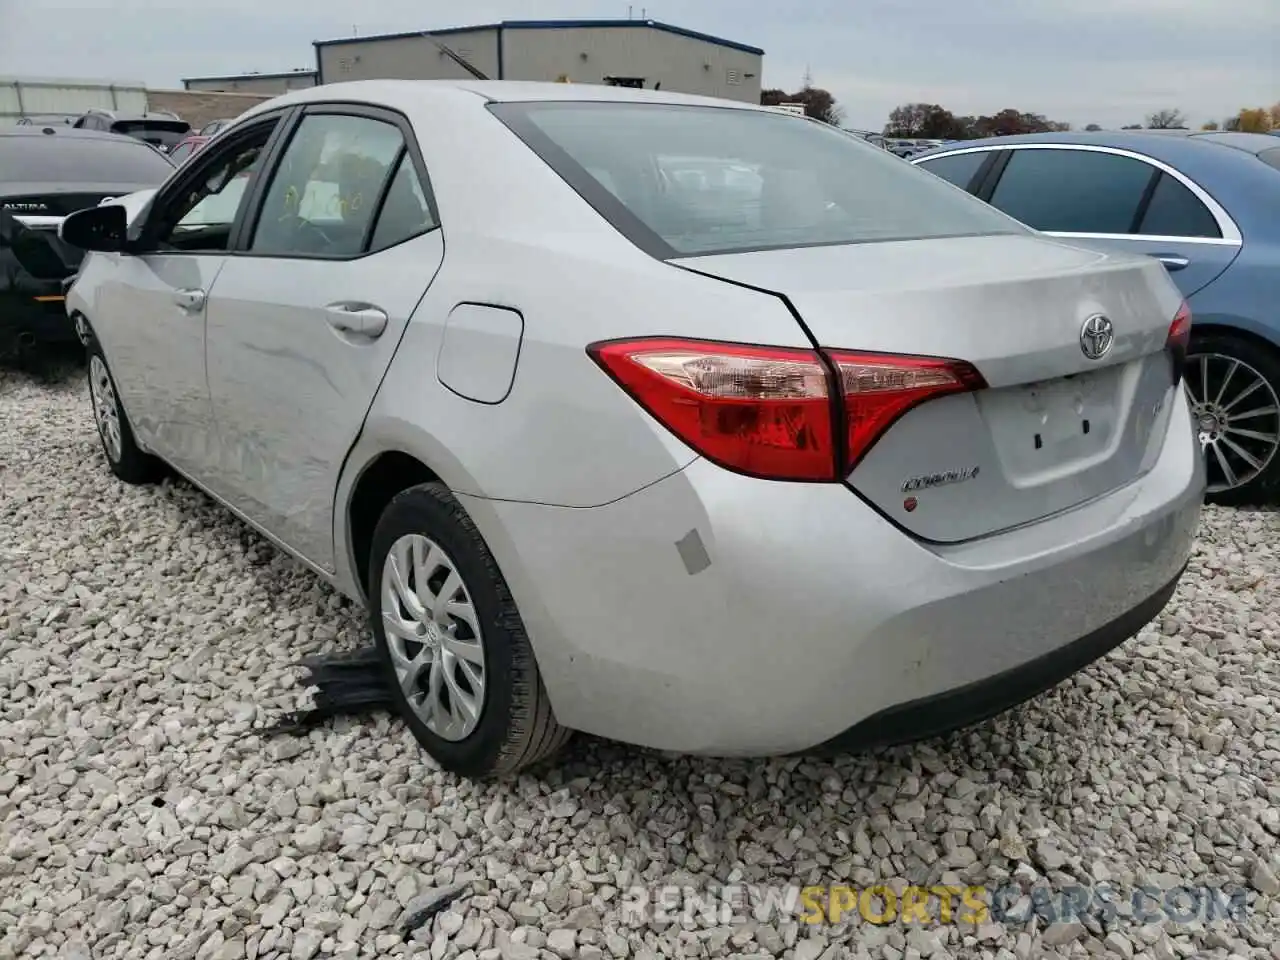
(202, 104, 444, 570)
(917, 145, 1242, 298)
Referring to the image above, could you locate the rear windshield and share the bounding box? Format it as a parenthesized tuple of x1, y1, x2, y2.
(492, 102, 1022, 257)
(0, 135, 175, 184)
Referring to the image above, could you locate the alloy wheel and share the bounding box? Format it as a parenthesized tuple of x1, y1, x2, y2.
(380, 533, 487, 741)
(1184, 352, 1280, 494)
(88, 355, 123, 464)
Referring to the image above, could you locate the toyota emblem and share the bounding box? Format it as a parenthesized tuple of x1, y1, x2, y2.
(1079, 314, 1114, 360)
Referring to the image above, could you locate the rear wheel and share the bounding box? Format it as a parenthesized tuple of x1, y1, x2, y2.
(367, 482, 571, 778)
(86, 341, 164, 485)
(1185, 331, 1280, 505)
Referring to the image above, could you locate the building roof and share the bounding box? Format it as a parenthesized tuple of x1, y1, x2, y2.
(313, 19, 765, 56)
(182, 69, 317, 84)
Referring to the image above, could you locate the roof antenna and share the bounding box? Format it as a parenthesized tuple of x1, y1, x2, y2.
(421, 31, 490, 80)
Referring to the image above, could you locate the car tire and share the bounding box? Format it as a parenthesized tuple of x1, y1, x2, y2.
(1185, 330, 1280, 506)
(367, 482, 572, 778)
(86, 338, 165, 485)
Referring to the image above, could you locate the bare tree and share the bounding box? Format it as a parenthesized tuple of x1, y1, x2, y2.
(1084, 123, 1102, 131)
(1146, 108, 1187, 129)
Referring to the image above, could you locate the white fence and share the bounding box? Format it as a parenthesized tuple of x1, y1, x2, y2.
(0, 76, 148, 125)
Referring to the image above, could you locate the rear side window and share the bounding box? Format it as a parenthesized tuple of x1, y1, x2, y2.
(988, 148, 1154, 234)
(1138, 173, 1221, 238)
(367, 152, 436, 251)
(251, 113, 406, 258)
(491, 102, 1021, 258)
(914, 151, 990, 192)
(0, 134, 174, 184)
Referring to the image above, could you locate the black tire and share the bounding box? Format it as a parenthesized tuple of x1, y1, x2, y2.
(85, 337, 165, 485)
(367, 482, 572, 778)
(1187, 330, 1280, 507)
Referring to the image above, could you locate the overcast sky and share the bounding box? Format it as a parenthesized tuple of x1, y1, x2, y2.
(1, 0, 1275, 131)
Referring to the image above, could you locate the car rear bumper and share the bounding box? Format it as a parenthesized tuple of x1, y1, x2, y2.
(462, 387, 1204, 755)
(0, 291, 77, 346)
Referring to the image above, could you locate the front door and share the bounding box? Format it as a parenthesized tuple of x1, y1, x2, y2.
(203, 106, 444, 569)
(98, 115, 284, 476)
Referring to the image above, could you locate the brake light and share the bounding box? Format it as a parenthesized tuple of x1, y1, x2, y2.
(588, 338, 836, 481)
(826, 351, 986, 472)
(588, 338, 985, 482)
(1166, 301, 1192, 382)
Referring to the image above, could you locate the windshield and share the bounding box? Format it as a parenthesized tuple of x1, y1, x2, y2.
(491, 102, 1021, 257)
(0, 135, 175, 184)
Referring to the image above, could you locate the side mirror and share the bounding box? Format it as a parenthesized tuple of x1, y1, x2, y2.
(60, 204, 129, 253)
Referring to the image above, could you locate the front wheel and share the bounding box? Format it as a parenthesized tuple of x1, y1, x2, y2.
(86, 341, 164, 485)
(1184, 331, 1280, 505)
(367, 482, 572, 778)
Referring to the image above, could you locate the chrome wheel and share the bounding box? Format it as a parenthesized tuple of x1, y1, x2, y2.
(1184, 352, 1280, 494)
(88, 355, 123, 464)
(380, 533, 486, 741)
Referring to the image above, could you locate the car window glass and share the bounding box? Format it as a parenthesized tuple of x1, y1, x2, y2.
(1259, 147, 1280, 172)
(492, 102, 1020, 256)
(151, 123, 277, 253)
(250, 113, 404, 258)
(915, 151, 989, 191)
(988, 149, 1155, 234)
(169, 142, 193, 164)
(1138, 173, 1221, 238)
(367, 152, 436, 251)
(0, 135, 174, 182)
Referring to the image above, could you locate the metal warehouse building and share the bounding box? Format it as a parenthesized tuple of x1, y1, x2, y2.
(313, 19, 764, 103)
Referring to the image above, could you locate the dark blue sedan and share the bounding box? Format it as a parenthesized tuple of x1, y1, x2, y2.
(912, 130, 1280, 504)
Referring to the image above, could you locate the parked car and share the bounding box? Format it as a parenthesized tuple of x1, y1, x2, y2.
(198, 118, 236, 137)
(73, 109, 192, 155)
(0, 125, 173, 355)
(911, 130, 1280, 503)
(63, 80, 1202, 778)
(168, 135, 210, 165)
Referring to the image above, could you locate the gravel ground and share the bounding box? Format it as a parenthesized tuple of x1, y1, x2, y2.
(2, 366, 1279, 960)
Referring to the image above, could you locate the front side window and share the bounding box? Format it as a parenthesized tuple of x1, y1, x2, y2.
(491, 102, 1021, 258)
(914, 151, 991, 192)
(150, 122, 277, 252)
(250, 113, 406, 258)
(987, 148, 1155, 234)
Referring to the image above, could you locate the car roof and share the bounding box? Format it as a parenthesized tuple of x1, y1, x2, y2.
(242, 78, 768, 121)
(911, 129, 1280, 159)
(0, 125, 148, 143)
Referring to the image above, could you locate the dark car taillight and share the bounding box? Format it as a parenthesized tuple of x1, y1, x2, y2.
(588, 337, 986, 482)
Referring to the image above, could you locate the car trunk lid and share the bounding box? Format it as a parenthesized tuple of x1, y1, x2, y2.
(676, 233, 1186, 542)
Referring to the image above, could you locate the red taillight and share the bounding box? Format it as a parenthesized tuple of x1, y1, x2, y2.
(1167, 301, 1192, 351)
(1166, 301, 1192, 382)
(825, 350, 987, 472)
(588, 337, 985, 482)
(588, 338, 837, 481)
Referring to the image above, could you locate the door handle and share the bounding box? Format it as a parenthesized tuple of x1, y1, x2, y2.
(325, 303, 388, 338)
(173, 288, 206, 312)
(1154, 255, 1190, 271)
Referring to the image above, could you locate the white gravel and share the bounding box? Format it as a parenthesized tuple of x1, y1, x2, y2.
(2, 367, 1280, 960)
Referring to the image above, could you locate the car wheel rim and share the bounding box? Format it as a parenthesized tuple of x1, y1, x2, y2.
(1184, 351, 1280, 494)
(88, 355, 123, 464)
(380, 533, 486, 742)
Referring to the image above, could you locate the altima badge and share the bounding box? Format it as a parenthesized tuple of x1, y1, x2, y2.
(901, 466, 980, 493)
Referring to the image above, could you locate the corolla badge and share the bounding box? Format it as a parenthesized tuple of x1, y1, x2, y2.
(901, 466, 980, 493)
(1079, 314, 1114, 360)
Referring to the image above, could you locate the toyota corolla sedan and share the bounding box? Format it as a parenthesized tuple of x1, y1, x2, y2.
(62, 81, 1204, 778)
